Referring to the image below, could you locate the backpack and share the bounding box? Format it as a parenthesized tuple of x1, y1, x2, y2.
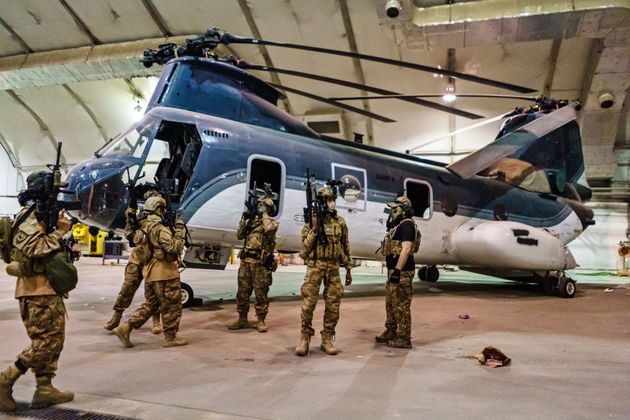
(43, 251, 78, 295)
(0, 216, 12, 264)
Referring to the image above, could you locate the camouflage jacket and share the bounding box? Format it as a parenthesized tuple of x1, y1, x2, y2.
(11, 207, 65, 298)
(142, 214, 184, 282)
(124, 210, 148, 266)
(236, 212, 279, 263)
(300, 213, 352, 270)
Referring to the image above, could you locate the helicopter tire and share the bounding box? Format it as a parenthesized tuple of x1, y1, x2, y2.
(418, 266, 428, 281)
(181, 282, 194, 308)
(557, 276, 576, 299)
(426, 266, 440, 283)
(542, 274, 558, 296)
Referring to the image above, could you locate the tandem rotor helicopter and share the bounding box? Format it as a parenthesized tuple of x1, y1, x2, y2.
(63, 28, 595, 303)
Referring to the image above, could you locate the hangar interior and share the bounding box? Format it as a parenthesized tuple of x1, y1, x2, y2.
(1, 1, 630, 419)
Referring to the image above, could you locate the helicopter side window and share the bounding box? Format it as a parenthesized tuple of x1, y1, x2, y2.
(405, 179, 432, 220)
(140, 139, 170, 184)
(247, 156, 285, 218)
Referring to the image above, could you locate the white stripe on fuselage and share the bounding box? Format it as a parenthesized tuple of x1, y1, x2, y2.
(185, 183, 583, 264)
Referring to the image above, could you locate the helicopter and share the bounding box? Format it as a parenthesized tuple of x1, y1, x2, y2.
(63, 29, 594, 304)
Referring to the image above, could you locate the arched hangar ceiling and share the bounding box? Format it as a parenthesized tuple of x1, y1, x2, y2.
(0, 0, 628, 196)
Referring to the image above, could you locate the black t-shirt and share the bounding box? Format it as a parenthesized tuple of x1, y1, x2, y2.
(385, 219, 416, 271)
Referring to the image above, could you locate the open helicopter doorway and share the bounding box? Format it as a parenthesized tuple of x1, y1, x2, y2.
(246, 155, 285, 217)
(140, 121, 202, 203)
(404, 179, 433, 220)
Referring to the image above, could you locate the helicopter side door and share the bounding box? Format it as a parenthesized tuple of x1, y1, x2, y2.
(246, 154, 286, 217)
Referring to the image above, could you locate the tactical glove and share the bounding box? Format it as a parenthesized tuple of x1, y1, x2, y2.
(242, 210, 251, 219)
(390, 269, 401, 284)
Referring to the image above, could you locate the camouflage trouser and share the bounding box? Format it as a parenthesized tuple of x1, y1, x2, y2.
(127, 279, 182, 336)
(385, 269, 414, 340)
(300, 265, 343, 337)
(236, 261, 272, 318)
(17, 295, 66, 377)
(113, 262, 143, 312)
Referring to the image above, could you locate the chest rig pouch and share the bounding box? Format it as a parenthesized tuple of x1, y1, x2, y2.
(380, 219, 421, 257)
(314, 219, 343, 261)
(239, 220, 267, 262)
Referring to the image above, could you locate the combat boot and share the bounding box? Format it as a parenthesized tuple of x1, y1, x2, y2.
(151, 315, 162, 334)
(162, 334, 189, 347)
(375, 329, 397, 343)
(0, 363, 24, 412)
(227, 314, 250, 330)
(295, 332, 311, 356)
(31, 375, 74, 409)
(386, 337, 412, 349)
(320, 333, 338, 355)
(113, 322, 134, 347)
(256, 316, 268, 333)
(104, 310, 123, 331)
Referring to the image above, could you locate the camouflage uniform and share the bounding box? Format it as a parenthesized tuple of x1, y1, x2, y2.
(113, 197, 187, 348)
(230, 199, 279, 332)
(376, 196, 421, 349)
(296, 186, 352, 356)
(0, 176, 74, 412)
(104, 209, 161, 333)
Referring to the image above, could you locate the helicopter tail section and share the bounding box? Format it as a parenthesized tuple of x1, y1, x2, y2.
(448, 104, 590, 201)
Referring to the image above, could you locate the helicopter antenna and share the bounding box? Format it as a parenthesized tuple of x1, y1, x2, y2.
(330, 94, 540, 102)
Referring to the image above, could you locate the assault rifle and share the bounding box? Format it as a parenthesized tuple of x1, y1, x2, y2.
(303, 169, 327, 245)
(243, 181, 258, 235)
(156, 179, 178, 233)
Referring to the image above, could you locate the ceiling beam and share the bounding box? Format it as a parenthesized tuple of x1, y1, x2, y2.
(58, 0, 101, 45)
(6, 89, 66, 165)
(0, 36, 190, 90)
(124, 78, 145, 101)
(543, 39, 561, 97)
(62, 84, 109, 143)
(237, 0, 293, 114)
(140, 0, 172, 37)
(0, 131, 21, 168)
(0, 16, 33, 53)
(338, 0, 374, 145)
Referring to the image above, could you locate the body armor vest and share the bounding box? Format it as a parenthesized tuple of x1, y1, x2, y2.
(380, 218, 421, 257)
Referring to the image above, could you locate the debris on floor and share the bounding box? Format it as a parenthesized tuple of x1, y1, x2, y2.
(604, 288, 614, 293)
(476, 346, 511, 368)
(458, 314, 470, 319)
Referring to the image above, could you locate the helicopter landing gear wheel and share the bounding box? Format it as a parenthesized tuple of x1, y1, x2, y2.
(418, 266, 439, 282)
(557, 275, 576, 298)
(181, 282, 194, 308)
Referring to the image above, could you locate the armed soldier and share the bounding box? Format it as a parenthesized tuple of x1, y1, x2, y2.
(113, 196, 188, 348)
(375, 196, 420, 349)
(0, 172, 74, 411)
(295, 186, 352, 356)
(229, 192, 279, 332)
(104, 189, 162, 334)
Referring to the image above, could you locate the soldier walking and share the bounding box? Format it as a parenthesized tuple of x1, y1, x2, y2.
(229, 193, 279, 332)
(375, 196, 420, 349)
(295, 186, 352, 356)
(104, 190, 162, 334)
(0, 172, 74, 411)
(113, 196, 188, 348)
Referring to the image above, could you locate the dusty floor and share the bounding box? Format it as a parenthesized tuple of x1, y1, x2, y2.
(1, 259, 629, 419)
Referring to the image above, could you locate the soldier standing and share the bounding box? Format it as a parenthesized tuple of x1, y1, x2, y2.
(295, 186, 352, 356)
(113, 196, 188, 348)
(229, 194, 279, 332)
(0, 172, 74, 411)
(375, 196, 420, 349)
(104, 190, 162, 334)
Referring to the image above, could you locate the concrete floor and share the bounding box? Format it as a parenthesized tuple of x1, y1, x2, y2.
(1, 258, 630, 419)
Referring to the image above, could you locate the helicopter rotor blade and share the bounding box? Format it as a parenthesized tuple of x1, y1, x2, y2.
(268, 83, 396, 123)
(239, 62, 484, 120)
(407, 111, 511, 154)
(330, 94, 540, 101)
(221, 33, 537, 94)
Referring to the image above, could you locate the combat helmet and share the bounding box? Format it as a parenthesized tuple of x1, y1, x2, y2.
(387, 196, 412, 211)
(144, 196, 166, 214)
(317, 186, 337, 200)
(143, 189, 161, 199)
(258, 195, 276, 213)
(26, 171, 51, 192)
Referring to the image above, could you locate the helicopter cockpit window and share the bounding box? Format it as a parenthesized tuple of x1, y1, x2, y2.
(139, 139, 170, 185)
(99, 115, 158, 159)
(405, 179, 432, 220)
